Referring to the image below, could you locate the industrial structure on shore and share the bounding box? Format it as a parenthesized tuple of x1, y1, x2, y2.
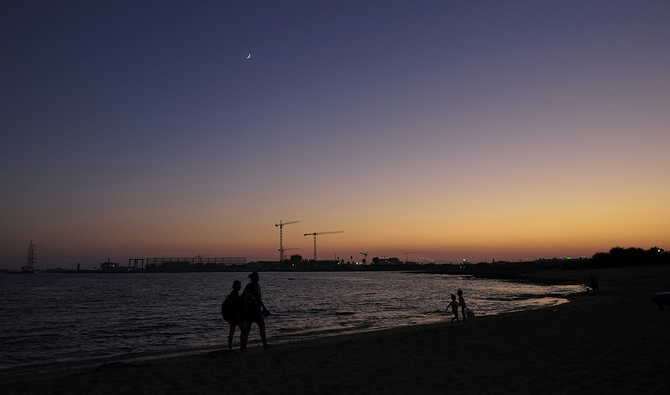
(98, 256, 247, 272)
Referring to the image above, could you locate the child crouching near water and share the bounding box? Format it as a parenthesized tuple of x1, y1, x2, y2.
(447, 294, 460, 322)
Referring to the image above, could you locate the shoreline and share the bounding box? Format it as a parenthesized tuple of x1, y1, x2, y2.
(0, 269, 579, 376)
(0, 298, 571, 380)
(0, 269, 579, 374)
(0, 302, 574, 384)
(3, 265, 670, 394)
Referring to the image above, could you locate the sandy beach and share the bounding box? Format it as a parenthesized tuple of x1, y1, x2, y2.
(2, 265, 669, 395)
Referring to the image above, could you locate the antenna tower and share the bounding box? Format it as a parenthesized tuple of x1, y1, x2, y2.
(23, 239, 36, 272)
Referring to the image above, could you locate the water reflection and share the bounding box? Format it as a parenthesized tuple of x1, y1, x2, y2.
(0, 271, 583, 368)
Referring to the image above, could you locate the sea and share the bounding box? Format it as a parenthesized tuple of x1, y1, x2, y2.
(0, 271, 584, 370)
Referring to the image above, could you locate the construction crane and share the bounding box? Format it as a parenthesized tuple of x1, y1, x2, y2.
(304, 231, 343, 261)
(403, 252, 419, 263)
(359, 252, 368, 264)
(275, 220, 299, 261)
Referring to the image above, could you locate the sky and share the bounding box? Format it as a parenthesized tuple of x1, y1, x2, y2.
(2, 1, 669, 269)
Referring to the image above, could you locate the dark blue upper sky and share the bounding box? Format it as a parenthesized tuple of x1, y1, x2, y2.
(2, 1, 669, 267)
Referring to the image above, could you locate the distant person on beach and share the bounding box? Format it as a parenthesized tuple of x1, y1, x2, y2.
(224, 280, 243, 351)
(457, 289, 467, 321)
(588, 273, 600, 294)
(447, 294, 460, 322)
(240, 272, 271, 350)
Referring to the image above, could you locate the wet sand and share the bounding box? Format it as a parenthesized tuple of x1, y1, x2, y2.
(2, 265, 670, 394)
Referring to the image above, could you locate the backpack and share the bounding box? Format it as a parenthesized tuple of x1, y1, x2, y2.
(221, 296, 234, 322)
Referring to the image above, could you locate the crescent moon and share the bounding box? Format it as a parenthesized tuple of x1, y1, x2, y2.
(247, 54, 251, 59)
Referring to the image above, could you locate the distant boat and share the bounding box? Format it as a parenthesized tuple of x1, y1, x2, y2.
(21, 240, 37, 273)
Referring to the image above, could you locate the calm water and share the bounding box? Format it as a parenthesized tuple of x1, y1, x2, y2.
(0, 271, 583, 370)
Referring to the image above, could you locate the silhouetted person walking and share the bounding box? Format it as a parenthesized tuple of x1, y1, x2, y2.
(224, 280, 243, 351)
(447, 294, 460, 322)
(240, 272, 271, 350)
(457, 289, 467, 321)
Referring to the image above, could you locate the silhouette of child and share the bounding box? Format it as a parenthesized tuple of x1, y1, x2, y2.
(588, 273, 599, 293)
(447, 294, 460, 322)
(457, 289, 467, 321)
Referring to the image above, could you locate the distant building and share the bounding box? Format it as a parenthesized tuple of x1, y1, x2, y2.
(377, 257, 402, 265)
(100, 259, 120, 271)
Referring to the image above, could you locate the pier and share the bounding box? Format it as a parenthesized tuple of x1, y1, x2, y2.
(140, 257, 246, 272)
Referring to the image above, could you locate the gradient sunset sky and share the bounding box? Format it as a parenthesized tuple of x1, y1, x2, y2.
(2, 1, 669, 269)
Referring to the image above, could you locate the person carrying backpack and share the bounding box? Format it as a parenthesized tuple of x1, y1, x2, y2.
(222, 280, 243, 351)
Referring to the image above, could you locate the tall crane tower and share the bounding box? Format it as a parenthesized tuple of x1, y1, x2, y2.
(304, 231, 343, 261)
(359, 252, 368, 264)
(275, 220, 299, 262)
(403, 252, 419, 263)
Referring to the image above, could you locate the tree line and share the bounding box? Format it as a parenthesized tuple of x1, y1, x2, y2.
(562, 246, 668, 270)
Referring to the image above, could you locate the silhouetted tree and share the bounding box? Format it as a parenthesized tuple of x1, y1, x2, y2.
(562, 246, 668, 270)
